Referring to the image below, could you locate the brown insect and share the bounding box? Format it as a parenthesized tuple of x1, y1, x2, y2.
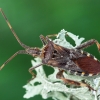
(0, 8, 100, 91)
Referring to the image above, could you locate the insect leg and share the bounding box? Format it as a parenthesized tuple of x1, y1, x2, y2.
(56, 70, 95, 91)
(47, 33, 68, 38)
(0, 50, 28, 70)
(62, 77, 94, 91)
(47, 34, 58, 38)
(40, 35, 54, 45)
(40, 35, 47, 45)
(0, 8, 30, 49)
(28, 63, 43, 79)
(75, 39, 100, 51)
(40, 32, 69, 45)
(56, 69, 64, 78)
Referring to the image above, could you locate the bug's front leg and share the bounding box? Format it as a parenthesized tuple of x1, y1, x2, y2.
(75, 39, 100, 51)
(47, 33, 68, 38)
(28, 63, 43, 80)
(56, 70, 95, 91)
(40, 34, 57, 45)
(40, 32, 68, 42)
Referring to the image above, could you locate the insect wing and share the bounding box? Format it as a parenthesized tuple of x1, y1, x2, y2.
(73, 56, 100, 74)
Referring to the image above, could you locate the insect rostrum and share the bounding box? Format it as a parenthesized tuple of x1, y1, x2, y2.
(0, 8, 100, 91)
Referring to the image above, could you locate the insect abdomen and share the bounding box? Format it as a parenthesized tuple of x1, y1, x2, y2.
(68, 70, 97, 76)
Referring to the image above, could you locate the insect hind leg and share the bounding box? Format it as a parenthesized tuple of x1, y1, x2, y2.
(56, 70, 95, 91)
(0, 8, 30, 49)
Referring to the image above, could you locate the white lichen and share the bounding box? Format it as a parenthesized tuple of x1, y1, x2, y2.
(23, 29, 100, 100)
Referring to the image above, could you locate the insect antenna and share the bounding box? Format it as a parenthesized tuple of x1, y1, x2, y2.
(0, 8, 30, 49)
(0, 50, 28, 70)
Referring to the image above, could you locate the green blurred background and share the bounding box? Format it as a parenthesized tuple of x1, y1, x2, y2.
(0, 0, 100, 100)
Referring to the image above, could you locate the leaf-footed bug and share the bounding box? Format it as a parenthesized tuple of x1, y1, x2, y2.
(0, 8, 100, 91)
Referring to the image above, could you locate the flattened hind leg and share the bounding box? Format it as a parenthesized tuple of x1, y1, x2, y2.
(56, 70, 95, 91)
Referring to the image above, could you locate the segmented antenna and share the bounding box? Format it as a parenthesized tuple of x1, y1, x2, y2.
(0, 8, 30, 49)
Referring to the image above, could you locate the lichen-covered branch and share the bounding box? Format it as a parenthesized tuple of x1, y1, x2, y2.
(23, 29, 100, 100)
